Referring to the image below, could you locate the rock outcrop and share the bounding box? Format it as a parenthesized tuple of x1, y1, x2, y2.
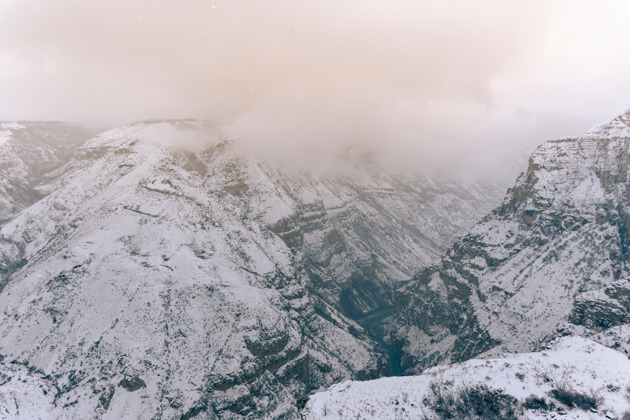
(393, 109, 630, 374)
(0, 120, 501, 418)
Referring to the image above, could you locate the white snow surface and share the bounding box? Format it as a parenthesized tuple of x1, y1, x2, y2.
(0, 122, 26, 146)
(585, 109, 630, 138)
(0, 120, 504, 419)
(472, 137, 630, 352)
(0, 121, 88, 223)
(0, 130, 12, 148)
(303, 337, 630, 419)
(394, 131, 630, 375)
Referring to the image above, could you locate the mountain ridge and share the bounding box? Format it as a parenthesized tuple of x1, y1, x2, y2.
(392, 110, 630, 375)
(0, 120, 503, 418)
(585, 108, 630, 138)
(0, 121, 90, 225)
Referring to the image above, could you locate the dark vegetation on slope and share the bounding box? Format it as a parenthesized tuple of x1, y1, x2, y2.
(422, 379, 609, 419)
(422, 382, 521, 420)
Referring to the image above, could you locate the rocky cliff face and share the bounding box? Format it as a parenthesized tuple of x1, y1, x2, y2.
(0, 121, 90, 225)
(267, 169, 502, 320)
(0, 120, 501, 418)
(585, 108, 630, 138)
(393, 109, 630, 374)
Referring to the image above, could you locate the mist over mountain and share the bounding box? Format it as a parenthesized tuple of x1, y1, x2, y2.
(2, 2, 630, 419)
(0, 120, 504, 418)
(0, 121, 90, 224)
(287, 109, 630, 420)
(2, 108, 630, 420)
(2, 1, 630, 180)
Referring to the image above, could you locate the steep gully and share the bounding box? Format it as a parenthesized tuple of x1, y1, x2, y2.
(356, 305, 402, 376)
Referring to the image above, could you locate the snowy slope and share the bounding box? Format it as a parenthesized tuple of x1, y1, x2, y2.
(303, 337, 630, 419)
(393, 110, 630, 374)
(585, 109, 630, 138)
(0, 120, 502, 418)
(266, 167, 504, 319)
(0, 121, 89, 225)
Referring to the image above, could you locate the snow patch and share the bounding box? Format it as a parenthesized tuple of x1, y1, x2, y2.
(304, 337, 630, 419)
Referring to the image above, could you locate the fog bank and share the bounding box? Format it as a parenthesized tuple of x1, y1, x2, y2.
(1, 1, 630, 181)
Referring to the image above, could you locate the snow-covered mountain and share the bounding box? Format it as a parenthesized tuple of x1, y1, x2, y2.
(585, 108, 630, 138)
(0, 121, 89, 225)
(392, 109, 630, 374)
(0, 120, 502, 419)
(303, 337, 630, 419)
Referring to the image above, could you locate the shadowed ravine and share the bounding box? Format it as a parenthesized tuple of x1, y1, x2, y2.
(356, 305, 402, 377)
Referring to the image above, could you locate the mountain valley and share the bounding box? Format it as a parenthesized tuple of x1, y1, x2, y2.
(0, 120, 503, 418)
(1, 111, 630, 418)
(392, 109, 630, 376)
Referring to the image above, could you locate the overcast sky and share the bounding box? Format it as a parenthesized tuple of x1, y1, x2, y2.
(1, 1, 630, 181)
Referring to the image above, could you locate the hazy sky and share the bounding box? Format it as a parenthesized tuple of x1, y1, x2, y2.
(1, 1, 630, 181)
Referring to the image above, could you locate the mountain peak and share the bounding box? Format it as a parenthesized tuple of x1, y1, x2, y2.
(584, 108, 630, 138)
(83, 119, 222, 153)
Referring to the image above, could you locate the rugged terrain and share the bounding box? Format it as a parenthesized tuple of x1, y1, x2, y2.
(0, 121, 89, 226)
(303, 336, 630, 419)
(393, 109, 630, 374)
(0, 120, 502, 418)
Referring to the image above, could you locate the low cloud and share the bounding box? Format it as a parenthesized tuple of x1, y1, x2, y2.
(1, 1, 630, 181)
